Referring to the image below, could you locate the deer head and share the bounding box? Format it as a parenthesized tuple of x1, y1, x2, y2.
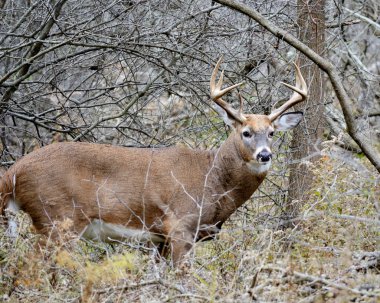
(210, 57, 308, 173)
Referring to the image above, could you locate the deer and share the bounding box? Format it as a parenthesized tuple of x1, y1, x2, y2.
(0, 58, 307, 268)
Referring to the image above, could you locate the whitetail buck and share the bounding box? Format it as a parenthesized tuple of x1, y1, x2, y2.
(0, 58, 307, 267)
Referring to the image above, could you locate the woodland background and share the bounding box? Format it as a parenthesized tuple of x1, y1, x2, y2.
(0, 0, 379, 302)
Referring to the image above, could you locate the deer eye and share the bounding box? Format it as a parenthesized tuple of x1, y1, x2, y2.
(268, 131, 274, 138)
(242, 131, 251, 138)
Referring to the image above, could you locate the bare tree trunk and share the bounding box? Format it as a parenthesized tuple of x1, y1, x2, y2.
(285, 0, 326, 220)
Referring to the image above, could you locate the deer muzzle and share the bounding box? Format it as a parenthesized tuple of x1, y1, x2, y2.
(256, 150, 272, 163)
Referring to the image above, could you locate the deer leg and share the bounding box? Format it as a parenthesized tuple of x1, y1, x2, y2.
(196, 222, 223, 242)
(169, 229, 194, 268)
(155, 241, 170, 263)
(161, 213, 195, 268)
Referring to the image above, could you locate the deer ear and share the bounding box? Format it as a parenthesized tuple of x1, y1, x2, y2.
(273, 111, 303, 131)
(213, 104, 242, 129)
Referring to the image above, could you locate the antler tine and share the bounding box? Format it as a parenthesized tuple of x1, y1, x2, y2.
(268, 63, 308, 122)
(238, 93, 244, 117)
(210, 57, 246, 123)
(210, 57, 223, 93)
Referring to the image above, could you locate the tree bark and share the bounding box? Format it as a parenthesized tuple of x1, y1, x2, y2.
(286, 0, 326, 219)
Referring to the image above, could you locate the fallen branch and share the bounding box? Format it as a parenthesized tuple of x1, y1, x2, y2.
(261, 265, 379, 297)
(162, 293, 211, 302)
(94, 278, 185, 295)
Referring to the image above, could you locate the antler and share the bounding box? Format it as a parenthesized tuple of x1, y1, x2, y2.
(268, 63, 308, 122)
(210, 57, 246, 123)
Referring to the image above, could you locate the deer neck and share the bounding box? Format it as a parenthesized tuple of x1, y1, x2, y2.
(208, 133, 267, 224)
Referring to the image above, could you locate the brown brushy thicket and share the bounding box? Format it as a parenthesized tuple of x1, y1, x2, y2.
(0, 0, 379, 301)
(1, 147, 379, 302)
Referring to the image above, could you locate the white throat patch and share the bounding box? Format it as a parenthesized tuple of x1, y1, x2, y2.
(247, 160, 271, 174)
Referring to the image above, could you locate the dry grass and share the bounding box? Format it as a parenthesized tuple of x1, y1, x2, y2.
(1, 150, 379, 302)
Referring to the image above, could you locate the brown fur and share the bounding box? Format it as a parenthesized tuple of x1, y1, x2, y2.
(0, 115, 272, 265)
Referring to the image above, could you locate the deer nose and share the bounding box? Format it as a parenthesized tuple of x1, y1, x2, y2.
(257, 150, 272, 163)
